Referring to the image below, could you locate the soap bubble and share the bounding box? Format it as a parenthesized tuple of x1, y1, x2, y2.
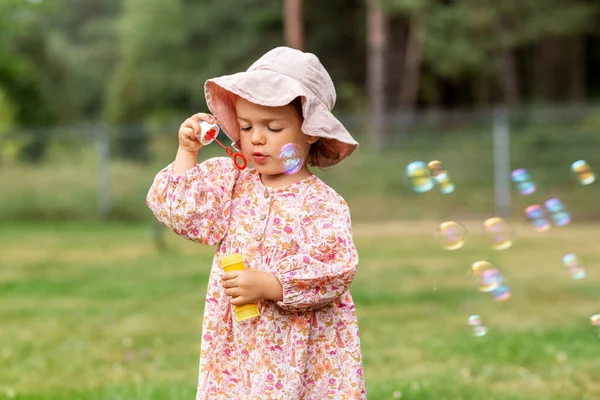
(427, 160, 445, 176)
(483, 217, 514, 250)
(277, 143, 304, 175)
(545, 198, 571, 227)
(488, 284, 511, 302)
(591, 315, 600, 336)
(467, 315, 482, 326)
(570, 160, 595, 185)
(511, 168, 536, 195)
(469, 261, 511, 301)
(471, 261, 503, 292)
(428, 160, 455, 194)
(405, 161, 435, 193)
(436, 221, 467, 250)
(434, 171, 455, 194)
(467, 315, 488, 337)
(525, 204, 551, 232)
(562, 254, 586, 280)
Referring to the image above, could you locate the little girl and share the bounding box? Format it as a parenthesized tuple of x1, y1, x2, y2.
(147, 46, 366, 399)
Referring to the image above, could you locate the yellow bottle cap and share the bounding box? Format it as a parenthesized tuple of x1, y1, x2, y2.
(220, 253, 244, 268)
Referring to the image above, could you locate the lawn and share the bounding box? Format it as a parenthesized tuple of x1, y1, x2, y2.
(1, 220, 599, 399)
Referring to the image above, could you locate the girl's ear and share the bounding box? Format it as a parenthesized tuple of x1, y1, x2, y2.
(306, 135, 320, 145)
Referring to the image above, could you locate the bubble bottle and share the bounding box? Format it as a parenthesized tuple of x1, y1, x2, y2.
(220, 253, 261, 322)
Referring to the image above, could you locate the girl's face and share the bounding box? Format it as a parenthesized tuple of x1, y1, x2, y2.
(235, 97, 318, 187)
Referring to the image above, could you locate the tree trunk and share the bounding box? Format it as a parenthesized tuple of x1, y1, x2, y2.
(474, 74, 492, 109)
(534, 38, 559, 102)
(385, 15, 406, 110)
(568, 35, 586, 104)
(498, 47, 520, 106)
(367, 0, 387, 149)
(283, 0, 304, 50)
(398, 13, 426, 112)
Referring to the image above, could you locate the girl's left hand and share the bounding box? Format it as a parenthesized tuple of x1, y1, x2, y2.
(221, 269, 283, 305)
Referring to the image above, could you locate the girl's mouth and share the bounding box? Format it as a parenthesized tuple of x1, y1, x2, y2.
(252, 153, 268, 163)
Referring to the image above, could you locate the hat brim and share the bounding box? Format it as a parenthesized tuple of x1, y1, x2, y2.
(205, 69, 358, 167)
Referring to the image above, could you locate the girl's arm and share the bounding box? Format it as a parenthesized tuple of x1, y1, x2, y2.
(147, 113, 238, 245)
(173, 147, 199, 176)
(274, 193, 358, 313)
(146, 157, 239, 246)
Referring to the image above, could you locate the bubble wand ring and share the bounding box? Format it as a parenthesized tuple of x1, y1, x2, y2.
(202, 123, 247, 170)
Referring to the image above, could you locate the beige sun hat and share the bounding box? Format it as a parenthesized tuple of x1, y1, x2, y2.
(204, 46, 358, 167)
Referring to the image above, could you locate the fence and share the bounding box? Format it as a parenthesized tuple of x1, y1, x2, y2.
(1, 104, 599, 224)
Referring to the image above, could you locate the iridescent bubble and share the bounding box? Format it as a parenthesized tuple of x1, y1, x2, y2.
(427, 160, 455, 194)
(562, 254, 586, 280)
(405, 161, 435, 193)
(511, 168, 536, 195)
(470, 261, 511, 301)
(525, 204, 551, 232)
(427, 160, 445, 176)
(591, 314, 600, 337)
(488, 283, 511, 301)
(545, 198, 571, 227)
(467, 315, 482, 326)
(435, 171, 455, 194)
(473, 326, 488, 336)
(277, 143, 304, 175)
(570, 160, 595, 185)
(467, 315, 488, 337)
(436, 221, 467, 250)
(477, 267, 503, 293)
(483, 217, 514, 250)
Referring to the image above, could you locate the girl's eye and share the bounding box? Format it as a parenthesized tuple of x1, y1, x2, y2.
(241, 126, 252, 132)
(268, 127, 283, 133)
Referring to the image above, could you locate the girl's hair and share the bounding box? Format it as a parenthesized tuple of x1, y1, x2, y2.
(233, 97, 341, 168)
(290, 97, 340, 169)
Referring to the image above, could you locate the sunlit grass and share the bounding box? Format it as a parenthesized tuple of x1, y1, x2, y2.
(1, 221, 599, 399)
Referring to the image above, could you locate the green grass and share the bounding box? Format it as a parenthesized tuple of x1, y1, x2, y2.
(1, 221, 599, 399)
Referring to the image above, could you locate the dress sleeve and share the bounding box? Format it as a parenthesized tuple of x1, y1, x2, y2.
(146, 157, 239, 246)
(274, 191, 359, 313)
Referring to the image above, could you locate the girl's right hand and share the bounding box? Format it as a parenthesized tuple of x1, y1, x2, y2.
(178, 113, 217, 153)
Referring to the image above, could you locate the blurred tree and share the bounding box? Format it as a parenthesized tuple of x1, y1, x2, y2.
(43, 0, 120, 121)
(0, 86, 19, 164)
(304, 0, 367, 111)
(1, 0, 599, 143)
(367, 0, 387, 149)
(420, 0, 598, 106)
(383, 0, 429, 112)
(0, 0, 57, 125)
(0, 0, 60, 162)
(284, 0, 304, 50)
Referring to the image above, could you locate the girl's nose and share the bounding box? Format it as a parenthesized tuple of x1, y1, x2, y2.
(250, 128, 266, 145)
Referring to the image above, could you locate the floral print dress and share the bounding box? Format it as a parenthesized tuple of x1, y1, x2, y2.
(146, 157, 366, 400)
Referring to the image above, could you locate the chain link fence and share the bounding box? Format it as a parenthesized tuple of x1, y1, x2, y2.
(1, 104, 599, 224)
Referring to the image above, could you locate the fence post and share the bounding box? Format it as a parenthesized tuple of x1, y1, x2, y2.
(95, 122, 111, 219)
(493, 106, 511, 218)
